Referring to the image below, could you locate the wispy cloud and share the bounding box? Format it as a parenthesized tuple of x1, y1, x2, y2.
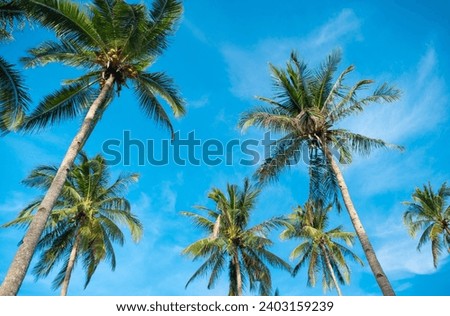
(183, 18, 209, 44)
(0, 191, 30, 215)
(340, 47, 448, 197)
(187, 94, 209, 109)
(346, 146, 441, 197)
(4, 131, 69, 172)
(310, 9, 362, 47)
(343, 47, 447, 144)
(377, 238, 441, 276)
(160, 181, 178, 213)
(364, 204, 448, 279)
(221, 8, 362, 100)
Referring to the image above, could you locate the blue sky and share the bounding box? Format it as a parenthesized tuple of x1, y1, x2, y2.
(1, 0, 449, 296)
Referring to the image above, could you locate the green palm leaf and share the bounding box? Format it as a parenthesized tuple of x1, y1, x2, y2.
(0, 56, 30, 132)
(21, 79, 99, 132)
(239, 50, 402, 295)
(281, 200, 363, 294)
(27, 0, 105, 49)
(403, 182, 450, 268)
(182, 179, 290, 295)
(1, 0, 185, 296)
(3, 152, 142, 294)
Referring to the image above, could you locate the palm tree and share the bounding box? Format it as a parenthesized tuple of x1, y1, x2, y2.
(0, 0, 30, 132)
(182, 179, 290, 296)
(281, 201, 363, 295)
(239, 50, 401, 295)
(0, 0, 184, 295)
(403, 182, 450, 268)
(3, 152, 143, 295)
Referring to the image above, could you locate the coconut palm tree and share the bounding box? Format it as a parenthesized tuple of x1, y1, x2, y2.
(182, 179, 290, 296)
(403, 182, 450, 268)
(3, 152, 143, 295)
(281, 201, 363, 295)
(239, 50, 401, 295)
(0, 0, 30, 132)
(0, 0, 184, 295)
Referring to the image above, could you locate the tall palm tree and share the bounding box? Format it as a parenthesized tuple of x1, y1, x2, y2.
(0, 0, 184, 295)
(3, 152, 143, 295)
(403, 182, 450, 267)
(239, 50, 401, 295)
(281, 201, 363, 295)
(182, 179, 290, 296)
(0, 0, 30, 132)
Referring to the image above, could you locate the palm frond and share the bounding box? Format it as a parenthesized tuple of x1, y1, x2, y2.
(329, 82, 401, 123)
(206, 251, 226, 289)
(21, 39, 97, 68)
(239, 106, 296, 133)
(255, 134, 305, 183)
(0, 0, 27, 40)
(27, 0, 105, 50)
(184, 247, 223, 289)
(310, 49, 341, 109)
(0, 56, 31, 132)
(181, 211, 215, 232)
(50, 254, 71, 289)
(331, 129, 404, 157)
(133, 71, 185, 136)
(20, 78, 99, 132)
(144, 0, 183, 56)
(308, 150, 342, 211)
(33, 226, 76, 280)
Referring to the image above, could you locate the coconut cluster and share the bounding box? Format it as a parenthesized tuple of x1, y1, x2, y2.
(96, 48, 138, 92)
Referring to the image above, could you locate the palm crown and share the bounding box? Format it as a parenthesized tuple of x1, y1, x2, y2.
(21, 0, 185, 134)
(240, 50, 402, 183)
(403, 182, 450, 267)
(0, 0, 30, 132)
(281, 201, 362, 295)
(182, 179, 290, 296)
(3, 152, 143, 294)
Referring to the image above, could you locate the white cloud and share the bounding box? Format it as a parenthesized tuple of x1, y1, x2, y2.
(213, 108, 234, 128)
(310, 9, 362, 47)
(183, 18, 209, 44)
(188, 94, 209, 109)
(395, 282, 413, 292)
(338, 47, 448, 197)
(343, 47, 447, 144)
(160, 181, 178, 213)
(377, 238, 443, 277)
(221, 9, 362, 100)
(367, 205, 448, 278)
(4, 131, 69, 172)
(132, 192, 152, 212)
(0, 191, 30, 215)
(345, 146, 439, 197)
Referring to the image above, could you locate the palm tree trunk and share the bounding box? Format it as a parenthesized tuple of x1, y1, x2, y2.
(233, 253, 243, 296)
(60, 233, 81, 296)
(323, 146, 395, 296)
(320, 244, 342, 296)
(0, 76, 115, 296)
